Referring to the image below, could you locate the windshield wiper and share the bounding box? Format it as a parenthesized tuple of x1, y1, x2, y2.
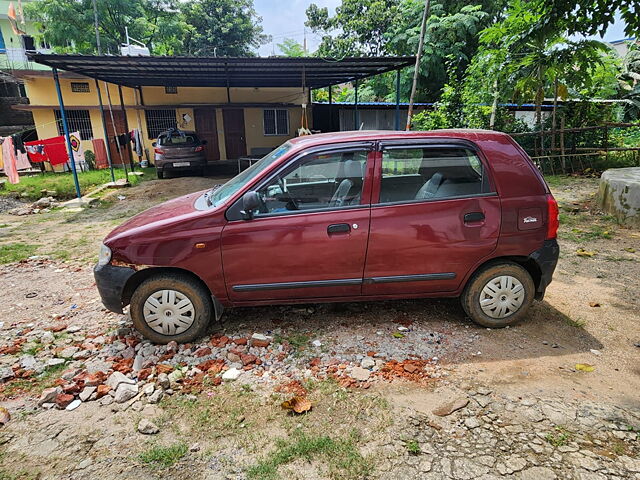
(205, 184, 222, 207)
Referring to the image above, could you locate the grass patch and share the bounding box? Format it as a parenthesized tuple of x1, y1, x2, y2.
(0, 168, 154, 201)
(564, 317, 586, 328)
(560, 224, 614, 243)
(544, 175, 573, 188)
(275, 333, 311, 350)
(139, 442, 188, 468)
(0, 243, 39, 264)
(545, 426, 573, 447)
(247, 430, 372, 480)
(405, 439, 421, 455)
(0, 362, 67, 399)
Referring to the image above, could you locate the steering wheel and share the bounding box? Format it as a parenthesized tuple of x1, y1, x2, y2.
(277, 177, 298, 210)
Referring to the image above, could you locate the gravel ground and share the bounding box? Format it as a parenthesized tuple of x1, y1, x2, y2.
(0, 174, 637, 479)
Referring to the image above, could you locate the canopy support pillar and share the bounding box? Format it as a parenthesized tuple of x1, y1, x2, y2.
(52, 67, 81, 200)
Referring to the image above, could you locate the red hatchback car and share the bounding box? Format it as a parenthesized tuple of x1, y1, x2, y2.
(95, 130, 559, 344)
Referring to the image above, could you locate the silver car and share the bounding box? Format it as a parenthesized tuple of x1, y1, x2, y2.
(152, 129, 207, 179)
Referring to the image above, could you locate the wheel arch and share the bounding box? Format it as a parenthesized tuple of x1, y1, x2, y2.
(463, 256, 542, 297)
(122, 267, 224, 320)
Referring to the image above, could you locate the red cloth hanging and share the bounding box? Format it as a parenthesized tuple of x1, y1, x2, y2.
(92, 139, 108, 169)
(25, 136, 69, 166)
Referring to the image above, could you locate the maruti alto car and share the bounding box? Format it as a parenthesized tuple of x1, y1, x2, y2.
(95, 130, 559, 344)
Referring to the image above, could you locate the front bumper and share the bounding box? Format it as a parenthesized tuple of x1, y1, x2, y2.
(94, 263, 136, 314)
(528, 239, 560, 300)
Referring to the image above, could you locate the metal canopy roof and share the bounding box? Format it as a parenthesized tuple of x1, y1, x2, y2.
(28, 54, 414, 88)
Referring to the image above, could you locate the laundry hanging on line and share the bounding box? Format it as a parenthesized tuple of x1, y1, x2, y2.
(1, 137, 20, 184)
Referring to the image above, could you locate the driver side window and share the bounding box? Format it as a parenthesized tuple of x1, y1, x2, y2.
(255, 150, 368, 215)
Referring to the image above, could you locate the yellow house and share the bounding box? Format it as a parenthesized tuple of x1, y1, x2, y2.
(13, 55, 412, 168)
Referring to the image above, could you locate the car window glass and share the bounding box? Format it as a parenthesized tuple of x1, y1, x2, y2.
(210, 142, 292, 207)
(379, 147, 488, 204)
(254, 150, 368, 215)
(159, 134, 197, 145)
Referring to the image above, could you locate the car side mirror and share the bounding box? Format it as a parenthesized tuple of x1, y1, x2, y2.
(201, 140, 208, 145)
(152, 142, 157, 147)
(241, 191, 261, 220)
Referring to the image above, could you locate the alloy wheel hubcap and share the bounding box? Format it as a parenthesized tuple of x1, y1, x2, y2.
(143, 289, 195, 335)
(479, 275, 525, 319)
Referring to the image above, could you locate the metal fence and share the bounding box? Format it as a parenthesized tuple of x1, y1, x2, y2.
(510, 123, 640, 175)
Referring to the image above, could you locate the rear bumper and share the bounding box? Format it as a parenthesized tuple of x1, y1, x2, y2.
(94, 263, 136, 314)
(155, 157, 206, 171)
(529, 239, 559, 300)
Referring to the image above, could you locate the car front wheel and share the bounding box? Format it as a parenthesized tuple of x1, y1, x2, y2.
(156, 169, 164, 179)
(130, 273, 212, 344)
(461, 262, 535, 328)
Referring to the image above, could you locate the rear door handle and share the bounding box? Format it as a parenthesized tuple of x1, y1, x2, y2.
(327, 223, 350, 234)
(464, 212, 485, 223)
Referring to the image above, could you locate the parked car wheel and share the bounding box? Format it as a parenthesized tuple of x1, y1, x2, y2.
(130, 273, 212, 344)
(461, 262, 535, 328)
(156, 169, 164, 179)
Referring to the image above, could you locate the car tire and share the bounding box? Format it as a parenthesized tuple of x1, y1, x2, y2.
(156, 169, 164, 179)
(130, 273, 213, 344)
(461, 262, 535, 328)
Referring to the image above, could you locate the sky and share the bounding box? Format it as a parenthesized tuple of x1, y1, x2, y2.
(254, 0, 341, 56)
(253, 1, 630, 57)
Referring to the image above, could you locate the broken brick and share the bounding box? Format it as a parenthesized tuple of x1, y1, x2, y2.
(194, 347, 212, 358)
(95, 384, 111, 398)
(55, 393, 74, 408)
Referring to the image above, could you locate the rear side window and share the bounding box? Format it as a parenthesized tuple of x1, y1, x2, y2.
(159, 134, 199, 146)
(379, 146, 491, 204)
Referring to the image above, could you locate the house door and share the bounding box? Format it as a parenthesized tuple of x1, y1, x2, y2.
(362, 143, 501, 295)
(221, 147, 374, 302)
(222, 109, 247, 159)
(104, 110, 130, 165)
(194, 108, 220, 161)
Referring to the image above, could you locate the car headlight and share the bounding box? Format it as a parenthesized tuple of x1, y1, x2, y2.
(98, 244, 112, 266)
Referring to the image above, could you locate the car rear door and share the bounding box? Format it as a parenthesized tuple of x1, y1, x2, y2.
(362, 140, 501, 296)
(221, 144, 374, 302)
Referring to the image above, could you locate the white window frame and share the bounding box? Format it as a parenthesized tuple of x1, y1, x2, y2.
(263, 109, 289, 136)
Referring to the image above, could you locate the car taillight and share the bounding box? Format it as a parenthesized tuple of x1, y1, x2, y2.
(546, 194, 559, 240)
(154, 148, 165, 154)
(194, 146, 204, 152)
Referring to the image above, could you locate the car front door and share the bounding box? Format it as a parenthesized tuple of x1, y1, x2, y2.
(362, 141, 501, 296)
(221, 145, 374, 302)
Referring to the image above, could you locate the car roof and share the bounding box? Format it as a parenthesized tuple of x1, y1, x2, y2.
(287, 129, 512, 148)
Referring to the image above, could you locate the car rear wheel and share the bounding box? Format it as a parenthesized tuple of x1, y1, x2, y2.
(156, 169, 164, 179)
(461, 262, 535, 328)
(130, 273, 212, 344)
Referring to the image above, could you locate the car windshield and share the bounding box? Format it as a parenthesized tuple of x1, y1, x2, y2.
(207, 142, 293, 207)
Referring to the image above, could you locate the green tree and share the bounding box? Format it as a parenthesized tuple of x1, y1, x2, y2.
(26, 0, 269, 57)
(277, 38, 305, 57)
(467, 0, 613, 131)
(537, 0, 639, 38)
(618, 46, 640, 121)
(181, 0, 269, 56)
(306, 0, 401, 57)
(26, 0, 186, 55)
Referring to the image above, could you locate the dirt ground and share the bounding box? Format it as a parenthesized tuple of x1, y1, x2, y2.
(0, 172, 637, 480)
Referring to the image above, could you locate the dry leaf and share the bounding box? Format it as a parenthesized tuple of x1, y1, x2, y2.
(624, 247, 636, 253)
(576, 249, 597, 257)
(589, 302, 601, 308)
(575, 363, 595, 372)
(0, 407, 10, 425)
(281, 396, 312, 414)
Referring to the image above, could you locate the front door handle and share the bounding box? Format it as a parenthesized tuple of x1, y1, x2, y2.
(327, 223, 350, 234)
(464, 212, 485, 223)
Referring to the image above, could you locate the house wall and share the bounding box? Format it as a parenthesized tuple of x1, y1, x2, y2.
(20, 75, 310, 167)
